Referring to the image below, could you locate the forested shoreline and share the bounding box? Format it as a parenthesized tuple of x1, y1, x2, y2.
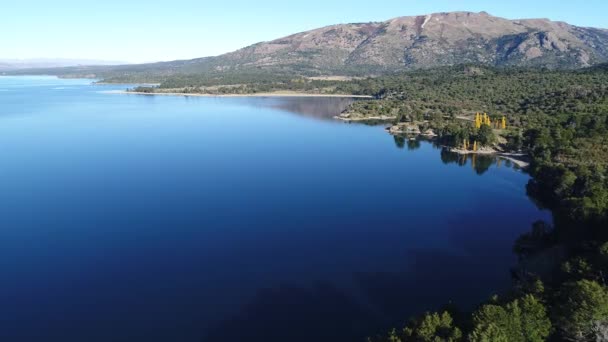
(125, 64, 608, 340)
(339, 65, 608, 341)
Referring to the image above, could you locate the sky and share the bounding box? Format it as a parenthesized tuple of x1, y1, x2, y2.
(3, 0, 608, 63)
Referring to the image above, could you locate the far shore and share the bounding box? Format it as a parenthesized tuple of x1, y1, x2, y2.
(103, 90, 373, 98)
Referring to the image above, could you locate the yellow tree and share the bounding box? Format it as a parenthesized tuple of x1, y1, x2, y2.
(502, 116, 507, 129)
(475, 113, 481, 129)
(473, 141, 478, 152)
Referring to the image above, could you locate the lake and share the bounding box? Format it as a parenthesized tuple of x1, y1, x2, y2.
(0, 76, 549, 342)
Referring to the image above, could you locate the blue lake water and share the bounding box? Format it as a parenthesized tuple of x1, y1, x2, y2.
(0, 76, 549, 342)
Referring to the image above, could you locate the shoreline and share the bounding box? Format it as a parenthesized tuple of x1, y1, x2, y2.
(104, 90, 373, 98)
(449, 148, 530, 168)
(107, 88, 528, 168)
(382, 123, 530, 169)
(334, 115, 397, 122)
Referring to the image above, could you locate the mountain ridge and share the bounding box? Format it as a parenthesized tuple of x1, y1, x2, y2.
(7, 11, 608, 82)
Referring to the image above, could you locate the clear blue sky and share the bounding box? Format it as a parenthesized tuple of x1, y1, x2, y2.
(4, 0, 607, 63)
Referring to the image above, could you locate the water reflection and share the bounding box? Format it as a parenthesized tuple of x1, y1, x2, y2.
(201, 137, 530, 342)
(439, 148, 517, 175)
(240, 97, 358, 120)
(393, 136, 518, 175)
(394, 136, 422, 151)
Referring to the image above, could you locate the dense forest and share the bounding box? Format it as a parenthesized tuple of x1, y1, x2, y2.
(339, 65, 608, 341)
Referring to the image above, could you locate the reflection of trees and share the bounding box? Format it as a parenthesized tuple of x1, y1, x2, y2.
(439, 147, 508, 175)
(394, 136, 421, 150)
(440, 148, 460, 165)
(394, 136, 406, 149)
(407, 139, 421, 151)
(473, 155, 495, 175)
(459, 154, 468, 167)
(247, 97, 357, 120)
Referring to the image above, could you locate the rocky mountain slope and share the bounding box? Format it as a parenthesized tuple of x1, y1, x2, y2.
(216, 11, 608, 72)
(8, 12, 608, 81)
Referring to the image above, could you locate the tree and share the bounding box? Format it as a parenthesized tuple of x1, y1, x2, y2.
(558, 280, 608, 341)
(469, 295, 550, 342)
(520, 295, 552, 342)
(476, 125, 496, 146)
(506, 132, 523, 151)
(470, 303, 521, 341)
(414, 311, 462, 342)
(375, 311, 463, 342)
(469, 323, 509, 342)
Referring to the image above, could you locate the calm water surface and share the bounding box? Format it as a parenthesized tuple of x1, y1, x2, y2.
(0, 76, 549, 342)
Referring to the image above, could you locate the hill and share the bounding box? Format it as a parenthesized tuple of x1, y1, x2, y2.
(7, 11, 608, 85)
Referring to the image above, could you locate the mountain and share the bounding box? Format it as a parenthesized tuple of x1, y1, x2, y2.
(0, 58, 127, 71)
(8, 12, 608, 82)
(209, 11, 608, 72)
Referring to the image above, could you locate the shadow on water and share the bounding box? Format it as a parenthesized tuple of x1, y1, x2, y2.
(202, 283, 380, 342)
(201, 248, 505, 342)
(201, 137, 531, 342)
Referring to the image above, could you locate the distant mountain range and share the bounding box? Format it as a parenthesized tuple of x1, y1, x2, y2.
(204, 11, 608, 71)
(0, 58, 127, 71)
(7, 12, 608, 82)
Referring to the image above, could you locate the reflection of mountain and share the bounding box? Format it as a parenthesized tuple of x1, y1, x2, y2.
(244, 97, 357, 120)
